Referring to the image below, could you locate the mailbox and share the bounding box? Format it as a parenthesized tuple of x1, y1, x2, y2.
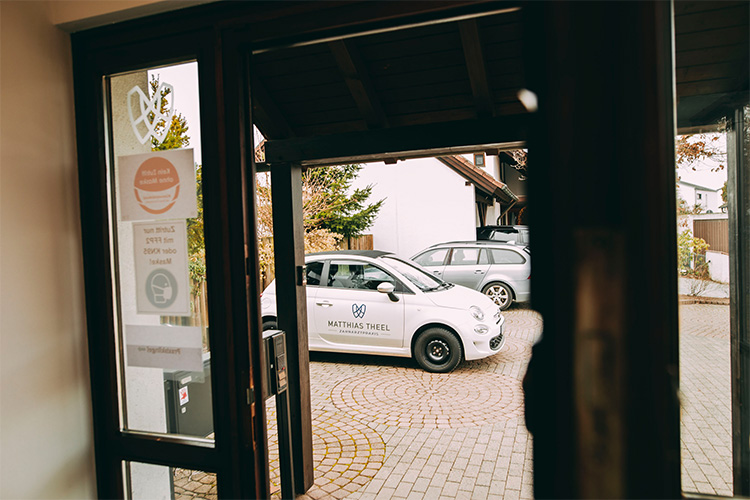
(263, 329, 295, 499)
(262, 329, 288, 398)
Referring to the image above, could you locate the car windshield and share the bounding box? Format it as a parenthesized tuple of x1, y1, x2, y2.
(381, 256, 449, 291)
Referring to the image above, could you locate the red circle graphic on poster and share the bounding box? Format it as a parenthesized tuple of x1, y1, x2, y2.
(133, 157, 181, 215)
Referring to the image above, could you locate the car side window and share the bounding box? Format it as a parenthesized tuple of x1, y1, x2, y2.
(413, 248, 448, 267)
(490, 249, 526, 264)
(478, 249, 490, 265)
(449, 248, 480, 265)
(305, 261, 324, 286)
(327, 262, 399, 291)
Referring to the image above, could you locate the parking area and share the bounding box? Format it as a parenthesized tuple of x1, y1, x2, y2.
(175, 303, 732, 500)
(679, 304, 732, 496)
(266, 307, 541, 500)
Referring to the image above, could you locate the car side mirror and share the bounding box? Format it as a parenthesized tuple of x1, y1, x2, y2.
(377, 282, 399, 302)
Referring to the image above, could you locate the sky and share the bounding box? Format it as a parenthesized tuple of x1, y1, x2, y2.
(148, 62, 202, 164)
(676, 132, 727, 191)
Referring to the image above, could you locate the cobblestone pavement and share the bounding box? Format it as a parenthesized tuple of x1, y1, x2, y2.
(173, 469, 217, 500)
(174, 303, 731, 499)
(267, 307, 541, 500)
(680, 304, 732, 496)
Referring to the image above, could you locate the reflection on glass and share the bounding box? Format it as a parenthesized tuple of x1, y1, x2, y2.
(108, 62, 213, 439)
(126, 462, 216, 500)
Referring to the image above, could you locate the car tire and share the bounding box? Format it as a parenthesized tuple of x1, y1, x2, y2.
(262, 318, 278, 331)
(482, 282, 513, 310)
(413, 327, 463, 373)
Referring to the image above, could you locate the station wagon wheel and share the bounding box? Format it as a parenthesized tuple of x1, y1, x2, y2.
(482, 282, 513, 310)
(414, 327, 463, 373)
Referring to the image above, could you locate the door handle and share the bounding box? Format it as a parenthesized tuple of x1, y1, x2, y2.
(316, 301, 333, 307)
(433, 270, 442, 275)
(474, 270, 485, 274)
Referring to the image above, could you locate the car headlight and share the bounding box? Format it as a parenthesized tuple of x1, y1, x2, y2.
(470, 306, 484, 321)
(474, 325, 489, 335)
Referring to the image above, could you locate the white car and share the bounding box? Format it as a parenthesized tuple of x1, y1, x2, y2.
(261, 250, 505, 373)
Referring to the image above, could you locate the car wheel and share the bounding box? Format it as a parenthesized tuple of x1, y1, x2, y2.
(482, 282, 513, 310)
(413, 327, 463, 373)
(262, 318, 278, 331)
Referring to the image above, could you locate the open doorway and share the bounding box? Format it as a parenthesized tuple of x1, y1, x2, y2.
(256, 150, 538, 500)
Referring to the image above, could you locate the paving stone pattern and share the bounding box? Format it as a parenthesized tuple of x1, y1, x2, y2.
(173, 469, 217, 500)
(267, 307, 541, 500)
(680, 304, 732, 496)
(174, 304, 731, 499)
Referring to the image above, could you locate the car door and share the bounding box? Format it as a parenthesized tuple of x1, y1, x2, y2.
(302, 260, 324, 344)
(486, 248, 529, 290)
(412, 247, 450, 279)
(313, 259, 405, 349)
(441, 247, 491, 289)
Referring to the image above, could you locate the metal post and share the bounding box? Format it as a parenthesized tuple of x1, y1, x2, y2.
(729, 105, 750, 495)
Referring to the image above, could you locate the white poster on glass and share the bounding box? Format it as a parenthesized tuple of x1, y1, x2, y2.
(125, 325, 203, 371)
(133, 220, 191, 315)
(118, 149, 197, 221)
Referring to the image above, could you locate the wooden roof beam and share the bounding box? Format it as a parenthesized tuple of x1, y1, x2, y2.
(328, 39, 389, 130)
(251, 73, 295, 140)
(459, 19, 494, 118)
(264, 114, 529, 166)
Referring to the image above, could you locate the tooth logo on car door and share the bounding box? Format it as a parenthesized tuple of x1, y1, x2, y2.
(352, 303, 366, 319)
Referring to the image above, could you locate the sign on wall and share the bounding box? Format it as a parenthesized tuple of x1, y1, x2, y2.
(133, 220, 191, 315)
(118, 149, 197, 221)
(125, 325, 203, 372)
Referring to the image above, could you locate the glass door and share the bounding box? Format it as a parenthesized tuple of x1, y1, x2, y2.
(73, 26, 267, 499)
(108, 62, 215, 495)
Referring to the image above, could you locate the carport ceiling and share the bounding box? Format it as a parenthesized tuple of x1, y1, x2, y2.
(256, 1, 747, 164)
(675, 1, 749, 130)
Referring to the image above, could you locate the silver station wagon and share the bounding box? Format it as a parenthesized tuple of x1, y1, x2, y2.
(411, 241, 531, 310)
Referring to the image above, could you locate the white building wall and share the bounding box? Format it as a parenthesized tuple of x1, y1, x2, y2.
(0, 2, 95, 497)
(678, 183, 696, 208)
(702, 190, 721, 213)
(706, 250, 730, 283)
(353, 158, 476, 259)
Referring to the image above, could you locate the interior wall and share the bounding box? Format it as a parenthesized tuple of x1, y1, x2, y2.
(0, 2, 95, 498)
(49, 0, 212, 33)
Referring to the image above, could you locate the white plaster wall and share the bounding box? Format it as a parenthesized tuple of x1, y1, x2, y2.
(707, 250, 730, 283)
(352, 158, 476, 259)
(678, 183, 696, 208)
(49, 0, 215, 32)
(0, 2, 95, 497)
(703, 190, 721, 213)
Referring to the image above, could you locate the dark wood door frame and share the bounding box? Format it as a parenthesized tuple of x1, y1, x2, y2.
(72, 26, 267, 498)
(729, 105, 750, 495)
(269, 162, 315, 493)
(521, 2, 680, 497)
(69, 1, 713, 498)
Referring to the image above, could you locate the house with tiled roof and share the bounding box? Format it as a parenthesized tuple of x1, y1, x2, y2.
(351, 152, 523, 257)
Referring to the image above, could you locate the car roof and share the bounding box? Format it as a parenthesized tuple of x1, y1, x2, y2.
(426, 240, 522, 247)
(306, 250, 393, 259)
